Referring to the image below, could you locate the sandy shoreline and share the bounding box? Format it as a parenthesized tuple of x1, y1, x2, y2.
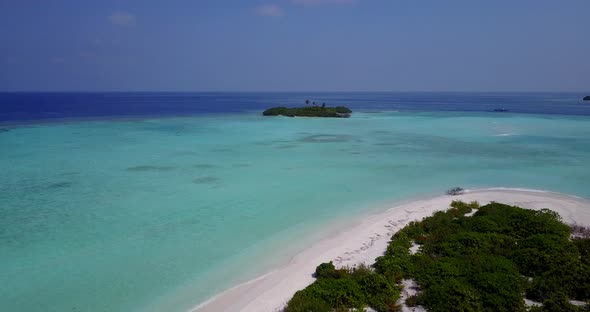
(193, 188, 590, 312)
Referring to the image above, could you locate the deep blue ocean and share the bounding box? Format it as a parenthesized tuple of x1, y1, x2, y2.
(1, 92, 589, 123)
(1, 92, 590, 312)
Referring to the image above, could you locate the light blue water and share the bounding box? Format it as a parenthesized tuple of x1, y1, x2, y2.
(1, 111, 590, 311)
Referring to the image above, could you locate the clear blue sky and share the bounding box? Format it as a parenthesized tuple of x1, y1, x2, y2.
(1, 0, 588, 91)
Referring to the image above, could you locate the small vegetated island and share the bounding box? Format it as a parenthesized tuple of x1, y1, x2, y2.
(286, 201, 590, 312)
(263, 99, 352, 118)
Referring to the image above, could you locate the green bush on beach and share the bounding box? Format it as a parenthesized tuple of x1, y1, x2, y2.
(285, 201, 590, 311)
(286, 264, 400, 312)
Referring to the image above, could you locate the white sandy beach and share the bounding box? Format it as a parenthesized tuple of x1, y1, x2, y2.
(194, 188, 590, 312)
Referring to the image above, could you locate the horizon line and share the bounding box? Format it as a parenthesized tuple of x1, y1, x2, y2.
(0, 90, 588, 93)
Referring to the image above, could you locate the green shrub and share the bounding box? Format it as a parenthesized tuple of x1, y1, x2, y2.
(405, 294, 419, 307)
(511, 234, 580, 277)
(574, 238, 590, 265)
(287, 262, 402, 311)
(532, 292, 587, 312)
(398, 221, 425, 241)
(449, 200, 479, 216)
(262, 107, 289, 116)
(472, 203, 571, 239)
(314, 262, 338, 279)
(350, 263, 374, 280)
(463, 216, 501, 233)
(420, 278, 483, 312)
(286, 277, 366, 310)
(335, 106, 352, 113)
(358, 274, 400, 312)
(373, 255, 412, 282)
(469, 271, 525, 311)
(284, 293, 331, 312)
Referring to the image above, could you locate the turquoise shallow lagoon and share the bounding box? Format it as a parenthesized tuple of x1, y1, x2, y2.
(2, 111, 590, 311)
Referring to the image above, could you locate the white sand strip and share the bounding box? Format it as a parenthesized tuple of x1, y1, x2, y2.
(193, 188, 590, 312)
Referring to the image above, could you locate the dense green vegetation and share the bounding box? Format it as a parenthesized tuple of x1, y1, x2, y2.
(286, 201, 590, 311)
(286, 263, 400, 312)
(262, 102, 352, 118)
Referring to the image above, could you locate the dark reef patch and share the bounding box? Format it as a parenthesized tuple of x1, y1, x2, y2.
(46, 181, 73, 189)
(253, 141, 273, 146)
(0, 128, 10, 133)
(58, 171, 80, 177)
(192, 164, 217, 169)
(174, 151, 198, 156)
(127, 165, 176, 172)
(276, 144, 298, 149)
(210, 147, 233, 153)
(370, 130, 393, 135)
(298, 134, 354, 143)
(232, 163, 250, 168)
(192, 176, 220, 184)
(139, 123, 192, 136)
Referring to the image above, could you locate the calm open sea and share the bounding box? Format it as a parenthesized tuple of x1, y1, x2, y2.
(1, 92, 589, 311)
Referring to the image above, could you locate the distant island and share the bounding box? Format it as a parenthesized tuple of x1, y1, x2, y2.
(263, 100, 352, 118)
(584, 96, 590, 101)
